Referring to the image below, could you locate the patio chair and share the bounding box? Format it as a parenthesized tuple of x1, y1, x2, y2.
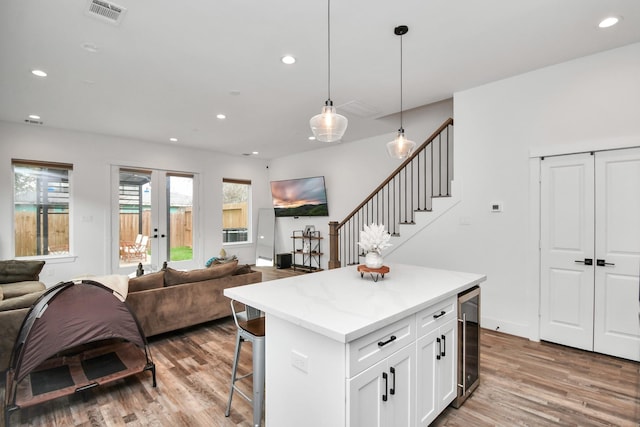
(121, 235, 149, 262)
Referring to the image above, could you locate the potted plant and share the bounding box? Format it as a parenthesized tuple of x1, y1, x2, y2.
(357, 223, 392, 268)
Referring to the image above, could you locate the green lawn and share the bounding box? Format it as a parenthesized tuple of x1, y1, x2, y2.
(170, 246, 193, 261)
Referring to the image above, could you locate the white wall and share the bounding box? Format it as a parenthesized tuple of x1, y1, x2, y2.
(267, 99, 454, 271)
(0, 121, 270, 285)
(387, 42, 640, 339)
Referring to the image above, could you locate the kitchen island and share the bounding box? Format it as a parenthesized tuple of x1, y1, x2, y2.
(224, 263, 486, 427)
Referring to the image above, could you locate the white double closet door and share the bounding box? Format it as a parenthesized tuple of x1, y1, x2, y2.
(540, 147, 640, 362)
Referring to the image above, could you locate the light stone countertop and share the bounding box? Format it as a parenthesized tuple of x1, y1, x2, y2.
(224, 263, 486, 343)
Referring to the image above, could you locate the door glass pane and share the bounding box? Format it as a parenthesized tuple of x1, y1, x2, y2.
(119, 169, 151, 267)
(167, 175, 193, 262)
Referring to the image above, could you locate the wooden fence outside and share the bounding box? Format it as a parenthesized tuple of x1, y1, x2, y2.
(15, 211, 69, 256)
(15, 203, 247, 256)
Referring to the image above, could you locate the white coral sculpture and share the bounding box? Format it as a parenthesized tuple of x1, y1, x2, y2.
(357, 223, 392, 255)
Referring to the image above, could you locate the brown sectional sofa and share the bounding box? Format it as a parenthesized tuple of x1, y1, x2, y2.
(0, 259, 260, 372)
(125, 260, 262, 337)
(0, 260, 47, 372)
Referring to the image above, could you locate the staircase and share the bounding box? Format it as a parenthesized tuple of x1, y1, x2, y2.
(328, 118, 455, 268)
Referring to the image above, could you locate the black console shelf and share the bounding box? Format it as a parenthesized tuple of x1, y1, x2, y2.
(291, 230, 323, 272)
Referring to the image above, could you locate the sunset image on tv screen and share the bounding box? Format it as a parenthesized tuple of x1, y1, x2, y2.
(270, 176, 329, 217)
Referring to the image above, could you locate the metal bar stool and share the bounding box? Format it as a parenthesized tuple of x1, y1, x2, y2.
(225, 300, 265, 427)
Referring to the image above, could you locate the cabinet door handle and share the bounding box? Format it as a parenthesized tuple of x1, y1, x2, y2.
(389, 367, 396, 395)
(441, 334, 446, 357)
(436, 337, 441, 360)
(378, 335, 397, 347)
(458, 313, 467, 391)
(574, 258, 593, 265)
(596, 259, 615, 267)
(433, 310, 446, 319)
(382, 372, 388, 402)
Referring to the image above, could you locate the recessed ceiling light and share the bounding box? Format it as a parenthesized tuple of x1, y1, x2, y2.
(308, 136, 316, 141)
(31, 69, 47, 77)
(169, 137, 178, 142)
(252, 151, 259, 155)
(28, 114, 41, 120)
(281, 55, 296, 65)
(81, 42, 99, 53)
(599, 16, 621, 28)
(217, 114, 226, 120)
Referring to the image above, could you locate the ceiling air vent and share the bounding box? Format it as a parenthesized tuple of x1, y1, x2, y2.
(85, 0, 127, 25)
(24, 119, 43, 125)
(338, 100, 382, 119)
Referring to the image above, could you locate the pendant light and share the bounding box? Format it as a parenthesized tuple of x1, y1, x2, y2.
(386, 25, 416, 160)
(309, 0, 348, 142)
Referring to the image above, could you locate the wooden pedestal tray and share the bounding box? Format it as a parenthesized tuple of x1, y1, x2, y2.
(357, 265, 390, 282)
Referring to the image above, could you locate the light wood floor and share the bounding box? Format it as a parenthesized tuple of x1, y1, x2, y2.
(2, 267, 639, 426)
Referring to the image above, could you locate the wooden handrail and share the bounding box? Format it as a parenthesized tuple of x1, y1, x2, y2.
(329, 118, 454, 268)
(337, 118, 453, 228)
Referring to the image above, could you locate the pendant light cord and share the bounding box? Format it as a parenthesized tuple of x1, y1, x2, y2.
(399, 32, 403, 130)
(327, 0, 331, 101)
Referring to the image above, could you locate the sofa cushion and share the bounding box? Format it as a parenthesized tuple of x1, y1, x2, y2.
(1, 281, 46, 299)
(0, 289, 45, 311)
(0, 286, 3, 301)
(164, 260, 239, 287)
(233, 264, 253, 276)
(0, 260, 45, 284)
(128, 271, 165, 293)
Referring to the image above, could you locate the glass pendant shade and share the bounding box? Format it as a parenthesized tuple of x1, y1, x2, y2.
(386, 128, 416, 160)
(309, 101, 348, 143)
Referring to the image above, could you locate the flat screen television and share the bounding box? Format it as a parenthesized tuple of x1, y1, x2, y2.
(270, 176, 329, 217)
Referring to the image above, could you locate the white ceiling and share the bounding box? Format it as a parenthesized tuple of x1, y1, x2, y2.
(1, 0, 639, 159)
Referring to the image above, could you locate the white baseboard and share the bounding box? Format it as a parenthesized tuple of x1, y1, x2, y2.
(481, 316, 537, 341)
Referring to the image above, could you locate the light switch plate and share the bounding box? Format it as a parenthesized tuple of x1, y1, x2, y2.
(291, 350, 308, 373)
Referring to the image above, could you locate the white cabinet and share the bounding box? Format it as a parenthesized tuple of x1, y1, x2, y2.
(348, 343, 415, 427)
(416, 317, 457, 426)
(347, 295, 457, 427)
(225, 265, 486, 427)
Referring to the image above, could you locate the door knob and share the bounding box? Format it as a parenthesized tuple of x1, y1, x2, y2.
(574, 258, 593, 265)
(596, 259, 615, 267)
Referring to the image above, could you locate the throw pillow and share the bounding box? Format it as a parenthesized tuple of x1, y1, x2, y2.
(210, 255, 238, 266)
(128, 271, 165, 293)
(164, 260, 239, 287)
(0, 260, 46, 284)
(0, 286, 3, 301)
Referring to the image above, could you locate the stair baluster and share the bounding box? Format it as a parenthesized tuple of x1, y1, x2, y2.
(329, 118, 453, 268)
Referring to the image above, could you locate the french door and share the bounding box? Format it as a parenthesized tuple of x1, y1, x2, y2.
(540, 148, 640, 361)
(112, 166, 197, 274)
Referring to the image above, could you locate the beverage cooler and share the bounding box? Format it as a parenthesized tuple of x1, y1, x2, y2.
(452, 285, 480, 408)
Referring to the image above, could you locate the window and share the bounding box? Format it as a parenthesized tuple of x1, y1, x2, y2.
(13, 159, 72, 257)
(223, 178, 251, 243)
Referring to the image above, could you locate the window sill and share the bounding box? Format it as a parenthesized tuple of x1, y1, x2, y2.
(17, 254, 78, 264)
(222, 241, 253, 248)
